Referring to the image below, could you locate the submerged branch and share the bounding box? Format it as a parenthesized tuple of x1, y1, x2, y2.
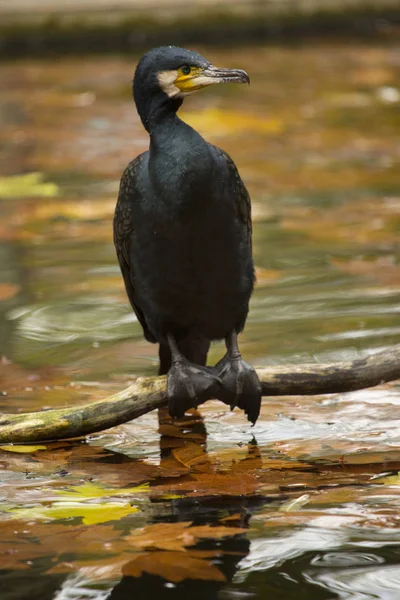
(0, 345, 399, 444)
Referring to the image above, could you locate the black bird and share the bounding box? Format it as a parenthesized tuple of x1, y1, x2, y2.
(114, 46, 261, 423)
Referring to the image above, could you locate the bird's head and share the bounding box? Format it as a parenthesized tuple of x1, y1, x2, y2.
(133, 46, 250, 131)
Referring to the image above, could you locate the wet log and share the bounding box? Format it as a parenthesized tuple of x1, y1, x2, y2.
(0, 345, 399, 443)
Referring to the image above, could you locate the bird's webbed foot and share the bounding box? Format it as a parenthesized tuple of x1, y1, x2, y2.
(213, 332, 261, 425)
(167, 359, 221, 419)
(166, 334, 221, 419)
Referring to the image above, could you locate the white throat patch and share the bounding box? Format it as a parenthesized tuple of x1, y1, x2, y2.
(157, 70, 194, 98)
(157, 70, 180, 98)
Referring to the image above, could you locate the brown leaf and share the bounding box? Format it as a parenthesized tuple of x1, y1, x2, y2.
(0, 521, 124, 572)
(172, 442, 209, 469)
(152, 470, 260, 499)
(122, 550, 226, 583)
(125, 521, 246, 552)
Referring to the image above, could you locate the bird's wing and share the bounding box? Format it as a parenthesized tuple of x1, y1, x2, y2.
(212, 145, 252, 246)
(113, 156, 156, 342)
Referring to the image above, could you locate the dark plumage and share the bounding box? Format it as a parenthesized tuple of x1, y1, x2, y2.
(114, 46, 261, 423)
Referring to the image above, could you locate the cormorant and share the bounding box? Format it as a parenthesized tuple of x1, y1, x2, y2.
(114, 46, 261, 423)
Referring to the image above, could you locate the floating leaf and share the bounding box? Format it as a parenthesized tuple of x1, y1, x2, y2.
(152, 470, 260, 499)
(0, 444, 47, 454)
(376, 472, 400, 486)
(125, 521, 246, 553)
(0, 521, 127, 573)
(172, 442, 208, 468)
(6, 501, 139, 525)
(122, 550, 226, 583)
(155, 493, 183, 501)
(54, 481, 149, 501)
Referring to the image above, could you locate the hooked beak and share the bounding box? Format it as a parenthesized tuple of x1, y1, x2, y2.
(175, 65, 250, 94)
(201, 66, 250, 85)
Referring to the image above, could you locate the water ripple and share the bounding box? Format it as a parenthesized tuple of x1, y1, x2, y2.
(308, 564, 400, 600)
(310, 552, 385, 568)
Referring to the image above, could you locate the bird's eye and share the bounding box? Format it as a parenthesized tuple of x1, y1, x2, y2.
(180, 65, 191, 75)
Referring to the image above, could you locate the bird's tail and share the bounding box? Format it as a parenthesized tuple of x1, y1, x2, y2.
(158, 337, 210, 375)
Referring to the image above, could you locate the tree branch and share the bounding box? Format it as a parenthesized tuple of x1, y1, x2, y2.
(0, 345, 399, 444)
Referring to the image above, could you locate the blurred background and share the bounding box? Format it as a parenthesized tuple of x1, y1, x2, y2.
(0, 1, 400, 599)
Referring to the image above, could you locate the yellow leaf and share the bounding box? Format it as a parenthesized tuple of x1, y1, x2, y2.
(0, 173, 59, 199)
(54, 481, 149, 500)
(375, 472, 400, 485)
(156, 494, 183, 500)
(0, 445, 47, 453)
(7, 501, 139, 525)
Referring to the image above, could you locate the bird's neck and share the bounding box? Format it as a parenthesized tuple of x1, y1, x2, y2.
(147, 107, 214, 198)
(139, 92, 182, 134)
(137, 92, 210, 159)
(149, 110, 183, 146)
(137, 92, 206, 154)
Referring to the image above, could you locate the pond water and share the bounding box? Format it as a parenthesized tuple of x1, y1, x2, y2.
(0, 42, 399, 600)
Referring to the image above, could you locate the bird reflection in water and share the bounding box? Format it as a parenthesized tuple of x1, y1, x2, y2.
(108, 409, 255, 600)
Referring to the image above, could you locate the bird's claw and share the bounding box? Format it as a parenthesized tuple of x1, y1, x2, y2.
(167, 359, 222, 419)
(212, 355, 261, 425)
